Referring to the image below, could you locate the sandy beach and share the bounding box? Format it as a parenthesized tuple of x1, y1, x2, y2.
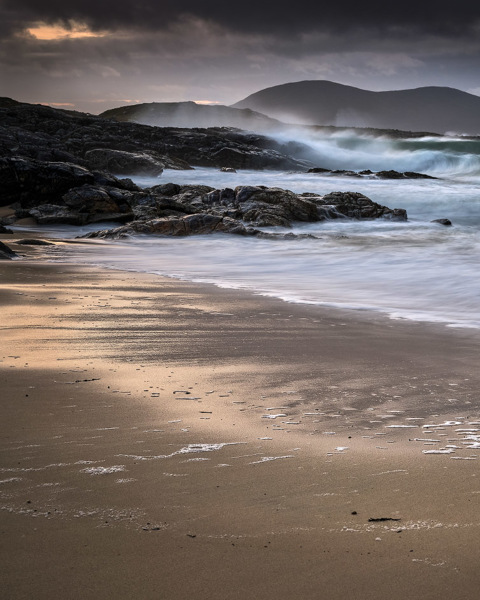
(2, 236, 480, 599)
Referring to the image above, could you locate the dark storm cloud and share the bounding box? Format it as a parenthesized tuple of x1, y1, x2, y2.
(2, 0, 479, 37)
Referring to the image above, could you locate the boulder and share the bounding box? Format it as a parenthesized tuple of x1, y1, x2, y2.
(431, 218, 452, 226)
(82, 214, 252, 239)
(317, 192, 407, 221)
(233, 186, 319, 227)
(84, 149, 165, 176)
(0, 157, 94, 207)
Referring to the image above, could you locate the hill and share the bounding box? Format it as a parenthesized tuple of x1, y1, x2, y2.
(100, 101, 282, 131)
(233, 81, 480, 135)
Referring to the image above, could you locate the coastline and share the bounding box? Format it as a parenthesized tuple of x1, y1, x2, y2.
(2, 239, 480, 599)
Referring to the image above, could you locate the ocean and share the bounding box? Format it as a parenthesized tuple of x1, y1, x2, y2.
(22, 131, 480, 329)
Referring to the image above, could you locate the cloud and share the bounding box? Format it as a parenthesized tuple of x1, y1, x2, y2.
(1, 0, 479, 113)
(2, 0, 480, 38)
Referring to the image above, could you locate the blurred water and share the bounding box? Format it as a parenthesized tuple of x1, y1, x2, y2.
(20, 132, 480, 329)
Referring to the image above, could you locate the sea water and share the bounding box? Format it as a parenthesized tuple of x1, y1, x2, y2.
(24, 132, 480, 329)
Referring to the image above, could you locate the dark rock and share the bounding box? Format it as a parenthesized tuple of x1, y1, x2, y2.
(0, 240, 17, 259)
(233, 186, 319, 227)
(308, 167, 436, 180)
(28, 201, 131, 226)
(82, 214, 252, 239)
(404, 171, 436, 179)
(63, 185, 120, 211)
(149, 183, 181, 197)
(431, 218, 452, 226)
(0, 225, 13, 233)
(0, 157, 94, 207)
(220, 167, 237, 173)
(0, 101, 312, 173)
(376, 169, 405, 179)
(316, 192, 407, 221)
(377, 170, 436, 180)
(307, 167, 330, 173)
(84, 148, 165, 176)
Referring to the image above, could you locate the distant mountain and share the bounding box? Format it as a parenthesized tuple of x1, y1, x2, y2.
(100, 101, 282, 131)
(233, 81, 480, 135)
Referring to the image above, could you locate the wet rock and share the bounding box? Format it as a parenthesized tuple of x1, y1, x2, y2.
(84, 148, 165, 176)
(0, 225, 13, 233)
(220, 167, 237, 173)
(82, 214, 253, 239)
(318, 192, 407, 221)
(233, 186, 319, 227)
(431, 218, 452, 226)
(0, 101, 311, 172)
(376, 170, 436, 180)
(307, 167, 436, 180)
(307, 167, 330, 173)
(0, 157, 94, 207)
(28, 201, 131, 226)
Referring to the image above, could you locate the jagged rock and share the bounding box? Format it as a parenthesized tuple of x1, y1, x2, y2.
(233, 186, 319, 227)
(376, 170, 436, 180)
(61, 184, 134, 219)
(82, 214, 253, 239)
(220, 167, 237, 173)
(318, 192, 407, 220)
(0, 101, 312, 172)
(0, 240, 17, 259)
(0, 157, 94, 207)
(307, 167, 330, 174)
(28, 201, 131, 226)
(84, 148, 165, 176)
(431, 218, 452, 226)
(307, 167, 436, 180)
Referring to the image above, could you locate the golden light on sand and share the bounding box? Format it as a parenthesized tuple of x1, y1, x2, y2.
(26, 22, 106, 40)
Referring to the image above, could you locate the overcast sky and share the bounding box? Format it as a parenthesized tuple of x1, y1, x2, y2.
(1, 0, 479, 113)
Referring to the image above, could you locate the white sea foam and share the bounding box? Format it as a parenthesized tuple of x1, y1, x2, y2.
(249, 455, 294, 464)
(81, 465, 126, 475)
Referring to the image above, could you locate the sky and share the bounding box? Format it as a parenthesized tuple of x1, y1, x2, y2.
(1, 0, 479, 113)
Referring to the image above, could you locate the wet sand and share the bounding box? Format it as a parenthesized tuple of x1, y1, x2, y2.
(1, 238, 480, 599)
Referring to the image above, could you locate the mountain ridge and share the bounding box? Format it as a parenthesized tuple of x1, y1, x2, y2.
(99, 101, 283, 131)
(232, 80, 480, 135)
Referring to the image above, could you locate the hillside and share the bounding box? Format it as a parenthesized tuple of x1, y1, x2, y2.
(233, 81, 480, 135)
(100, 101, 282, 131)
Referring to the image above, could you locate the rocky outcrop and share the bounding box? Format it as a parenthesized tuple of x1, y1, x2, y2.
(431, 218, 452, 226)
(316, 192, 407, 220)
(307, 167, 437, 179)
(4, 167, 407, 230)
(84, 149, 165, 176)
(0, 156, 94, 207)
(84, 214, 251, 239)
(75, 184, 407, 239)
(0, 101, 312, 172)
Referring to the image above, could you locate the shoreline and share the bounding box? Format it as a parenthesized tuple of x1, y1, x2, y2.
(2, 242, 480, 598)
